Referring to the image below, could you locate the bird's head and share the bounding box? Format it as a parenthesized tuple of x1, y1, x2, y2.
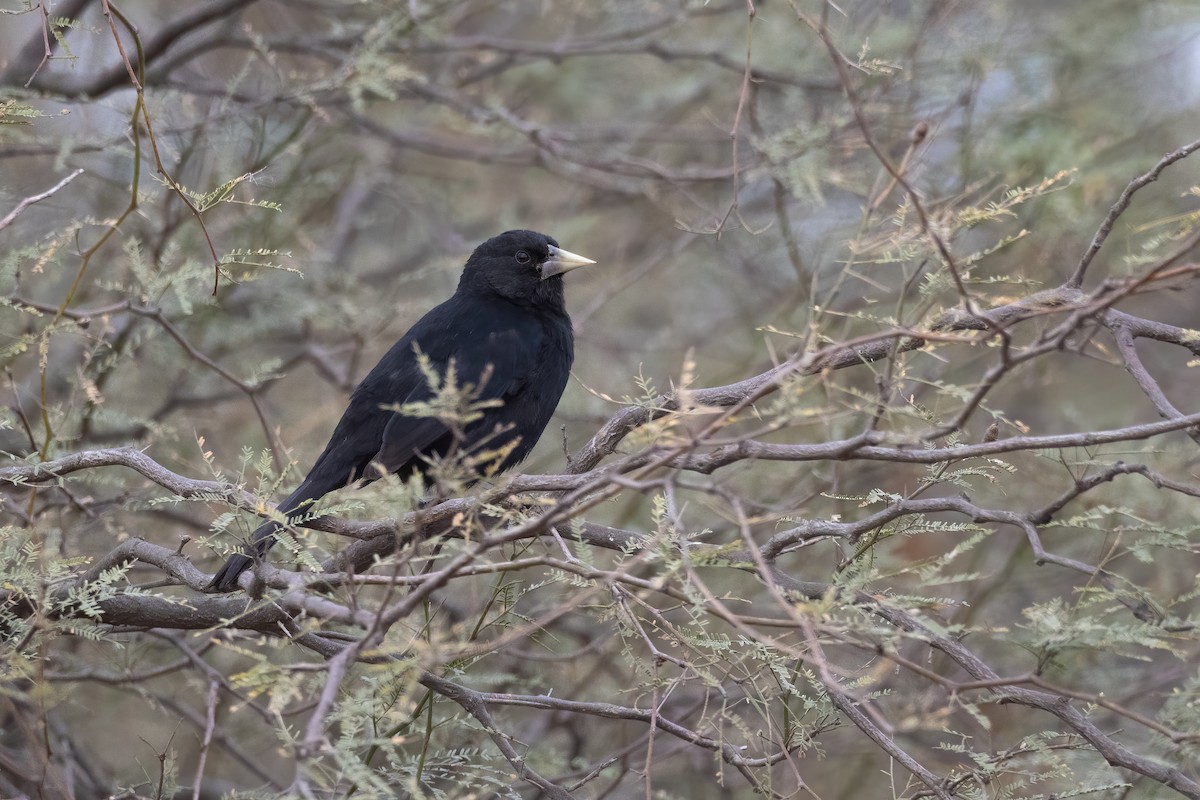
(459, 230, 595, 310)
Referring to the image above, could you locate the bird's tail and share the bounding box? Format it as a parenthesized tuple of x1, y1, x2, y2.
(207, 482, 320, 592)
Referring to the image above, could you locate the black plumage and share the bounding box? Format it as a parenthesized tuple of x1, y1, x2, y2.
(208, 230, 595, 592)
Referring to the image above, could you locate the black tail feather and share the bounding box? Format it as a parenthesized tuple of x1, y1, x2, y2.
(207, 519, 282, 592)
(207, 552, 255, 592)
(207, 479, 326, 592)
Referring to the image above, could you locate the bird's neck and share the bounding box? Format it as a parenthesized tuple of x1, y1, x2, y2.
(459, 281, 569, 317)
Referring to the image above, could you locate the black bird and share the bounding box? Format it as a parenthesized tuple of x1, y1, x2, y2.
(209, 230, 595, 592)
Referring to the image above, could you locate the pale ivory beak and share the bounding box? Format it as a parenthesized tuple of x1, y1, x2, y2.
(540, 245, 597, 279)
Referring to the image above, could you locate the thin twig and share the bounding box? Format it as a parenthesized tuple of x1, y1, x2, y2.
(0, 169, 84, 232)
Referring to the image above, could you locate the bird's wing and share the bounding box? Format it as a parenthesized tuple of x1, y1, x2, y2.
(288, 383, 413, 502)
(374, 321, 541, 475)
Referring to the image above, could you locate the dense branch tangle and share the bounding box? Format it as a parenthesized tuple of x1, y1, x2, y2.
(5, 2, 1200, 798)
(5, 252, 1200, 797)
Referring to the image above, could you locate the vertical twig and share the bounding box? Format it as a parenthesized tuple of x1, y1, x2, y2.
(192, 679, 220, 800)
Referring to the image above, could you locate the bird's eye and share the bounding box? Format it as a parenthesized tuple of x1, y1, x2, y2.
(515, 250, 531, 265)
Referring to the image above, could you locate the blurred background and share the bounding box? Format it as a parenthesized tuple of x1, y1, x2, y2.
(4, 1, 1200, 798)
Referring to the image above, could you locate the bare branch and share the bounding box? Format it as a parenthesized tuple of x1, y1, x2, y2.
(0, 169, 84, 232)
